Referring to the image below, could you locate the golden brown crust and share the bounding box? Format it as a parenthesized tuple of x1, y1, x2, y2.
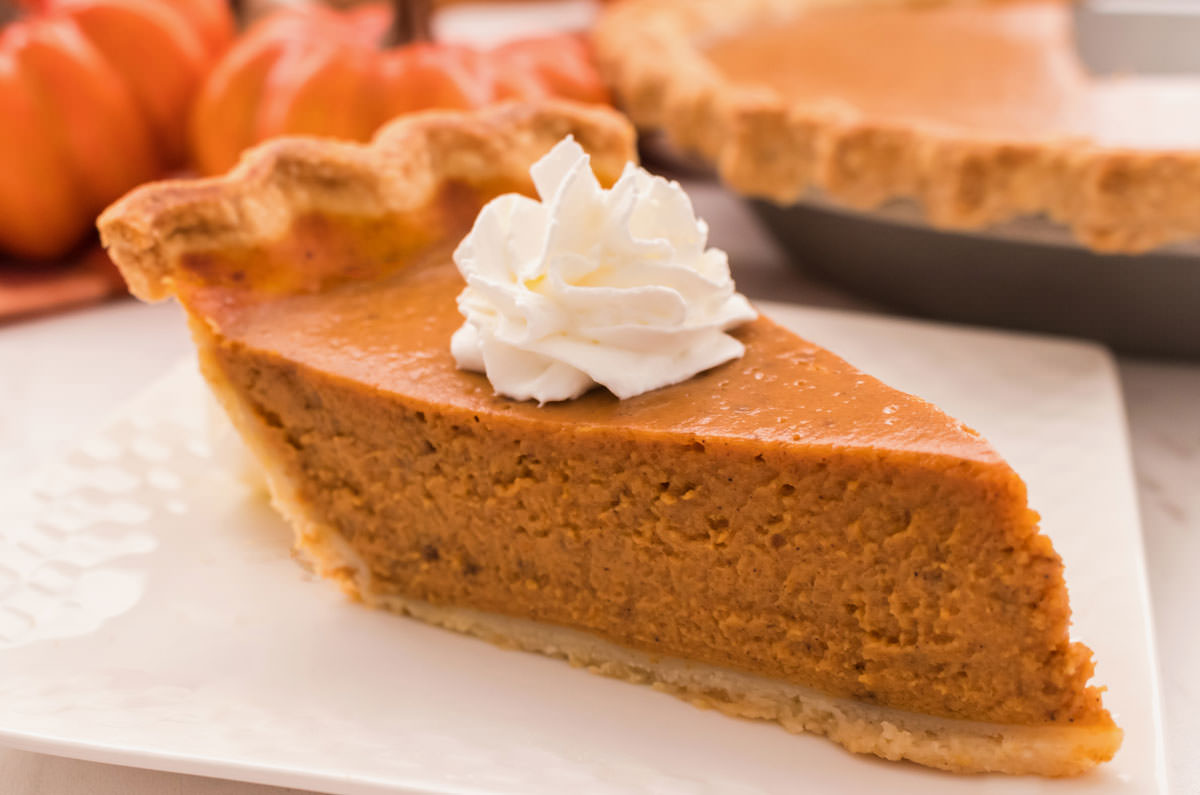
(98, 100, 638, 302)
(386, 597, 1123, 777)
(593, 0, 1200, 253)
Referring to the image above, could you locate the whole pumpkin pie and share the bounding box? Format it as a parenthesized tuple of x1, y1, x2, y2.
(594, 0, 1200, 252)
(99, 101, 1120, 775)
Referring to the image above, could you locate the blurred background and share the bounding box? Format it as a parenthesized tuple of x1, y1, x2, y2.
(0, 0, 1196, 792)
(2, 0, 1199, 355)
(2, 0, 1198, 355)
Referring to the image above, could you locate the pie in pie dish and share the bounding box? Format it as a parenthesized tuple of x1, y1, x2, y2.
(99, 101, 1120, 775)
(594, 0, 1200, 253)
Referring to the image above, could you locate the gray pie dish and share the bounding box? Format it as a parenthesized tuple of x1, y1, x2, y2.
(638, 3, 1200, 358)
(749, 194, 1200, 359)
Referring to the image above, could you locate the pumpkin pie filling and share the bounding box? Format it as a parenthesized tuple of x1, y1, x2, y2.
(99, 101, 1121, 775)
(176, 210, 1105, 727)
(702, 0, 1200, 149)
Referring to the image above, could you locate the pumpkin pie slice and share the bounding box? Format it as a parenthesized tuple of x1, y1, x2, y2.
(99, 101, 1120, 775)
(594, 0, 1200, 253)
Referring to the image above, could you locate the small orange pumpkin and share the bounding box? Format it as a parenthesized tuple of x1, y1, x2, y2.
(189, 0, 610, 176)
(0, 0, 234, 260)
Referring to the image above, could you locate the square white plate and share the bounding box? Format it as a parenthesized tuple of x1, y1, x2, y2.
(0, 303, 1165, 794)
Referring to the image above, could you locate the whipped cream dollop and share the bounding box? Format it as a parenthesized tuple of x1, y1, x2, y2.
(450, 136, 756, 404)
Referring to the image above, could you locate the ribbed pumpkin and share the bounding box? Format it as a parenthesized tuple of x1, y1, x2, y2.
(189, 0, 609, 176)
(0, 0, 234, 260)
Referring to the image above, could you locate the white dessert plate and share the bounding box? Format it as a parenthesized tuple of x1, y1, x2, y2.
(0, 303, 1164, 794)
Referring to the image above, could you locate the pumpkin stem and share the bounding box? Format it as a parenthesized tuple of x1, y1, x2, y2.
(9, 0, 48, 16)
(0, 0, 27, 27)
(386, 0, 433, 47)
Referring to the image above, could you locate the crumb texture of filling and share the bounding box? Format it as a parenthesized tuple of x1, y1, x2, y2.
(217, 343, 1107, 729)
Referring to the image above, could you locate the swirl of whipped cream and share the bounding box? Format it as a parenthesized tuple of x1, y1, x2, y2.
(450, 136, 757, 404)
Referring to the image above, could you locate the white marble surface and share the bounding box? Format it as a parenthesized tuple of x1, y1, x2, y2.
(0, 187, 1196, 793)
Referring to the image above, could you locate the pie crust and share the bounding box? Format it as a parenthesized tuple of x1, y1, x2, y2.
(101, 101, 635, 302)
(593, 0, 1200, 253)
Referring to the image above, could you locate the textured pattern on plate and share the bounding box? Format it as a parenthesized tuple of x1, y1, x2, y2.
(0, 389, 206, 649)
(0, 305, 1165, 794)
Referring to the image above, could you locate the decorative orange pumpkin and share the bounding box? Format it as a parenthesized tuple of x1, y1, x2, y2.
(0, 0, 234, 260)
(189, 0, 610, 176)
